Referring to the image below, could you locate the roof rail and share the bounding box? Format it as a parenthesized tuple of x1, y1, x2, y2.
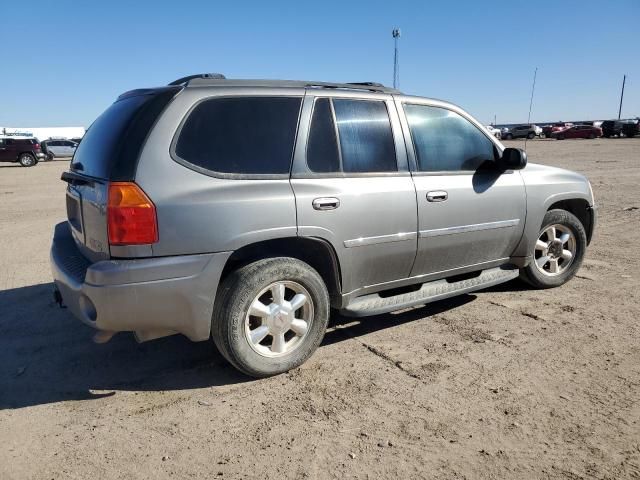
(180, 75, 400, 93)
(168, 73, 226, 86)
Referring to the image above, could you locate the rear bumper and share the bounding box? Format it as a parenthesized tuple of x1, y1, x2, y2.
(50, 222, 231, 342)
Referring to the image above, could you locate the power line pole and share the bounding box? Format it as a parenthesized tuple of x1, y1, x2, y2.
(392, 28, 401, 89)
(618, 74, 626, 120)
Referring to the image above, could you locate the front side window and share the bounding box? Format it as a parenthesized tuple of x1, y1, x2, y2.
(404, 104, 496, 172)
(306, 98, 397, 174)
(175, 96, 302, 175)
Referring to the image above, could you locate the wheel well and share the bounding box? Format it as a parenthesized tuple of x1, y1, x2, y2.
(221, 237, 342, 300)
(548, 199, 593, 244)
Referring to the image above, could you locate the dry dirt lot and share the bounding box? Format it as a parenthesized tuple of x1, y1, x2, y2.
(1, 138, 639, 479)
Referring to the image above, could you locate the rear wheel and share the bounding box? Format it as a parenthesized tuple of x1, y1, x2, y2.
(521, 209, 586, 289)
(18, 153, 37, 167)
(556, 134, 565, 140)
(212, 257, 330, 377)
(505, 133, 513, 140)
(588, 133, 595, 139)
(527, 132, 535, 139)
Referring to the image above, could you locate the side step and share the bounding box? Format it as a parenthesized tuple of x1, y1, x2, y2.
(341, 266, 519, 317)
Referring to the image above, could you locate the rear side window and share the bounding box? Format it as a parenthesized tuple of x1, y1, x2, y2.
(71, 87, 180, 180)
(174, 97, 302, 175)
(306, 98, 397, 174)
(404, 104, 496, 172)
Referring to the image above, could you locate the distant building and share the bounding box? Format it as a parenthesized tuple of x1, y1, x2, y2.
(1, 126, 86, 141)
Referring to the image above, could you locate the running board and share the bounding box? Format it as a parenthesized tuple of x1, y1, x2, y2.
(341, 266, 519, 317)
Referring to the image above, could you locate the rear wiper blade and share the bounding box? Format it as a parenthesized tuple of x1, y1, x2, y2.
(61, 171, 99, 186)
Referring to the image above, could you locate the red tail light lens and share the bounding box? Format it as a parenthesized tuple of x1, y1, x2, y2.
(107, 182, 158, 245)
(34, 143, 41, 150)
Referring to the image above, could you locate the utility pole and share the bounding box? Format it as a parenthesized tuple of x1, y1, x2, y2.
(494, 114, 497, 126)
(618, 74, 626, 120)
(527, 67, 538, 125)
(392, 28, 401, 89)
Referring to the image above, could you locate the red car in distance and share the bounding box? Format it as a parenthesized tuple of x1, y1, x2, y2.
(551, 124, 602, 140)
(542, 122, 573, 138)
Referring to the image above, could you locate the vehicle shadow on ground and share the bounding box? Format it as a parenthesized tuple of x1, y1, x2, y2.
(0, 281, 503, 409)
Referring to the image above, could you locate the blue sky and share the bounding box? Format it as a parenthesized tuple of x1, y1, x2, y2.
(1, 0, 638, 127)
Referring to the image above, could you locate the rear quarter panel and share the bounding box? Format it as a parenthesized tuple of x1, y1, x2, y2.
(134, 87, 303, 257)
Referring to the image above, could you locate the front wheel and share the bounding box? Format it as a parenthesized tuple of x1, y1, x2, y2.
(212, 257, 330, 378)
(505, 133, 513, 140)
(18, 153, 37, 167)
(527, 132, 535, 139)
(521, 209, 587, 289)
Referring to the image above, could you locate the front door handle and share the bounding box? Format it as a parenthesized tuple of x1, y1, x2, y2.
(312, 197, 340, 211)
(426, 191, 448, 202)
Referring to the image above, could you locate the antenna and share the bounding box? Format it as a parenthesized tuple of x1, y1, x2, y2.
(392, 28, 401, 89)
(525, 67, 538, 151)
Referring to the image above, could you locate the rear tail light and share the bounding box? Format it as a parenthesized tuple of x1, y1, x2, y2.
(34, 143, 41, 150)
(107, 182, 158, 246)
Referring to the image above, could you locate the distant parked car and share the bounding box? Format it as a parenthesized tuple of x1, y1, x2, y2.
(0, 137, 44, 166)
(601, 120, 624, 138)
(621, 119, 639, 138)
(485, 125, 501, 139)
(43, 139, 78, 159)
(552, 125, 602, 140)
(503, 124, 538, 140)
(542, 123, 574, 138)
(69, 137, 83, 144)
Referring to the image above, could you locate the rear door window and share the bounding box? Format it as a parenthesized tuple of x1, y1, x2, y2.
(174, 96, 302, 176)
(306, 98, 397, 174)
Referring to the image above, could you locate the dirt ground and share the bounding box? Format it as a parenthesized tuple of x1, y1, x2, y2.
(1, 138, 639, 480)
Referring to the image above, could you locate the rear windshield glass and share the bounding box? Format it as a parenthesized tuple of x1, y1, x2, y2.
(71, 87, 179, 180)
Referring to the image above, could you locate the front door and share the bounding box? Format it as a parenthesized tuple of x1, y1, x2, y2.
(0, 138, 8, 161)
(398, 102, 526, 278)
(291, 94, 418, 295)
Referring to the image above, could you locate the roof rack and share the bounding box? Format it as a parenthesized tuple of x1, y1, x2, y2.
(168, 73, 226, 86)
(181, 75, 400, 93)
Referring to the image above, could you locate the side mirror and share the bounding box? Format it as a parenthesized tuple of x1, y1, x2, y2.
(498, 147, 527, 170)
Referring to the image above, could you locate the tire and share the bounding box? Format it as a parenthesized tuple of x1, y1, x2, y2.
(18, 153, 37, 167)
(212, 257, 330, 378)
(557, 134, 565, 140)
(588, 133, 595, 139)
(521, 209, 587, 289)
(47, 152, 55, 161)
(527, 132, 535, 139)
(505, 133, 513, 140)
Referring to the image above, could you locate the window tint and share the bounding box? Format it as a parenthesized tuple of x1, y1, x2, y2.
(404, 104, 496, 172)
(306, 98, 340, 173)
(5, 139, 14, 146)
(175, 97, 302, 175)
(333, 99, 397, 173)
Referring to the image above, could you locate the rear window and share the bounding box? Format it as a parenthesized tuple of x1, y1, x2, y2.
(174, 96, 302, 176)
(71, 87, 180, 180)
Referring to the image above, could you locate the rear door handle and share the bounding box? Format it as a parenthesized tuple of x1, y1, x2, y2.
(426, 191, 448, 202)
(312, 197, 340, 211)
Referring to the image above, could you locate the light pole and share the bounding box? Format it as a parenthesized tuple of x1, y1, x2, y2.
(392, 28, 401, 89)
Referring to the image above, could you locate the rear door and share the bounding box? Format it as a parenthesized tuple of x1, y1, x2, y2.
(290, 93, 418, 294)
(63, 87, 181, 261)
(398, 101, 526, 277)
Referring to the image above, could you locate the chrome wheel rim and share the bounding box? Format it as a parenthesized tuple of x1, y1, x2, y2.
(244, 281, 313, 358)
(21, 156, 34, 166)
(533, 224, 576, 276)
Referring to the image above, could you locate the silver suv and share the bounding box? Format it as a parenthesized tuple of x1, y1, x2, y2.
(51, 74, 596, 377)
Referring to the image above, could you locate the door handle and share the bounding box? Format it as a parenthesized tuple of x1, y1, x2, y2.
(426, 191, 448, 202)
(312, 197, 340, 211)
